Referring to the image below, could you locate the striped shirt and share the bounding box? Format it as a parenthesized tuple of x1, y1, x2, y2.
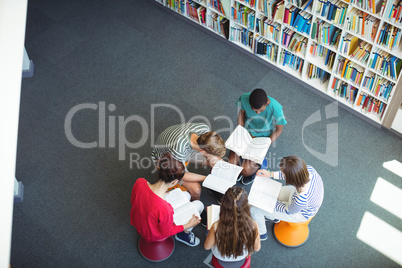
(275, 166, 324, 219)
(151, 123, 210, 163)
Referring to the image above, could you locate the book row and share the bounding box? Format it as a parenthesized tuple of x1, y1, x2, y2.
(254, 36, 279, 61)
(356, 93, 388, 117)
(280, 49, 305, 73)
(284, 4, 313, 34)
(331, 77, 359, 103)
(309, 43, 337, 70)
(381, 0, 402, 25)
(316, 0, 348, 26)
(345, 9, 379, 41)
(362, 73, 395, 101)
(307, 63, 331, 83)
(196, 0, 402, 33)
(336, 57, 365, 85)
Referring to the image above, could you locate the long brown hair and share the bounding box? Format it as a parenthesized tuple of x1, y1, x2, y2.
(215, 187, 258, 258)
(279, 155, 309, 192)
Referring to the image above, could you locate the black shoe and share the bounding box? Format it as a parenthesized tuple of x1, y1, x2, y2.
(241, 174, 256, 185)
(237, 174, 243, 182)
(200, 209, 207, 227)
(209, 189, 223, 205)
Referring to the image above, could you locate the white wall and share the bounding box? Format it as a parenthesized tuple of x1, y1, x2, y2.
(0, 0, 28, 267)
(391, 104, 402, 134)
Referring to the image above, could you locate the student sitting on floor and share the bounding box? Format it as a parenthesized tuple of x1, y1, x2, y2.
(152, 123, 226, 200)
(130, 153, 204, 247)
(229, 88, 287, 185)
(204, 187, 261, 268)
(251, 155, 324, 241)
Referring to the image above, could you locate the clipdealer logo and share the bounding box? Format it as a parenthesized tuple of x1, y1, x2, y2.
(64, 102, 235, 163)
(302, 102, 339, 167)
(64, 101, 339, 168)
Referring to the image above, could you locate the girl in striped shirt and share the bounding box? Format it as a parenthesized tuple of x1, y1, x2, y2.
(250, 155, 324, 240)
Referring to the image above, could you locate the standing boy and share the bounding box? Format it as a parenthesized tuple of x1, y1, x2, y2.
(230, 88, 287, 185)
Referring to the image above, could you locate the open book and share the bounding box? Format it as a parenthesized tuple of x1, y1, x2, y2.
(225, 125, 271, 165)
(248, 176, 282, 213)
(202, 160, 243, 194)
(206, 205, 220, 230)
(165, 188, 200, 226)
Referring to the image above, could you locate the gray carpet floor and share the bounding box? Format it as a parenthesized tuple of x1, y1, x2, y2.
(12, 0, 402, 267)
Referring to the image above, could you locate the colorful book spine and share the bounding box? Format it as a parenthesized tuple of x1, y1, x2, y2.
(331, 78, 359, 103)
(307, 63, 330, 84)
(356, 93, 388, 118)
(254, 35, 279, 62)
(280, 50, 304, 74)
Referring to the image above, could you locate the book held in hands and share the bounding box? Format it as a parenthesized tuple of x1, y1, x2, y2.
(206, 204, 220, 230)
(225, 125, 271, 165)
(165, 188, 200, 226)
(248, 176, 282, 213)
(202, 160, 243, 194)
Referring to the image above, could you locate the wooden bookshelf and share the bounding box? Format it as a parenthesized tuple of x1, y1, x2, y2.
(154, 0, 402, 131)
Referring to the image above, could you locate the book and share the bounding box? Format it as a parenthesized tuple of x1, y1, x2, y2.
(207, 204, 220, 230)
(202, 160, 243, 194)
(165, 188, 201, 226)
(248, 176, 282, 213)
(225, 125, 271, 165)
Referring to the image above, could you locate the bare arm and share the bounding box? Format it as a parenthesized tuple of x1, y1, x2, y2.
(204, 222, 217, 250)
(182, 172, 207, 182)
(253, 221, 261, 252)
(237, 109, 245, 126)
(190, 133, 202, 152)
(256, 169, 281, 180)
(269, 124, 283, 143)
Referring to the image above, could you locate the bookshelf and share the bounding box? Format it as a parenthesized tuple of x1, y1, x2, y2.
(156, 0, 402, 130)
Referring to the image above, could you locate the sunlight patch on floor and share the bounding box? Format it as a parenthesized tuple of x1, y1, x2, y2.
(383, 160, 402, 178)
(370, 177, 402, 220)
(357, 212, 402, 266)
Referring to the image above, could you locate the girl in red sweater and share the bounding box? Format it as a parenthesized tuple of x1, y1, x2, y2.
(131, 153, 203, 246)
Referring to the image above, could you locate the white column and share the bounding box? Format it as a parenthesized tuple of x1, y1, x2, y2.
(0, 0, 28, 266)
(391, 102, 402, 134)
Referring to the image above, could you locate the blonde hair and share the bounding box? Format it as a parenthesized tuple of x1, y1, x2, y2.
(197, 131, 226, 157)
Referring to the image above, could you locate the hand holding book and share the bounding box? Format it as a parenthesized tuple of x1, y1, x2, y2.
(256, 169, 273, 177)
(183, 214, 201, 230)
(248, 176, 282, 213)
(225, 125, 271, 165)
(206, 205, 220, 230)
(202, 160, 243, 194)
(165, 188, 201, 226)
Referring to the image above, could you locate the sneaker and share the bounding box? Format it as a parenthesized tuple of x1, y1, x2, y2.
(241, 158, 267, 185)
(175, 231, 200, 247)
(265, 218, 280, 223)
(237, 174, 243, 182)
(260, 232, 268, 241)
(241, 174, 256, 185)
(200, 210, 207, 228)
